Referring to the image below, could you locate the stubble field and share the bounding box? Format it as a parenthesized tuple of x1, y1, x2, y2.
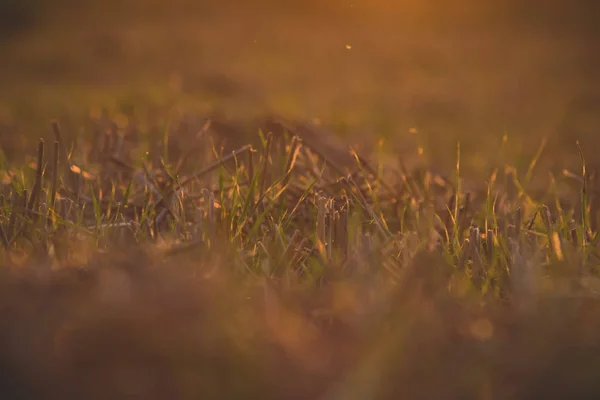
(1, 2, 600, 398)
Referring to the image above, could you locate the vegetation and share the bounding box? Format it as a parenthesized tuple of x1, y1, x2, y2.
(2, 1, 600, 397)
(1, 106, 600, 398)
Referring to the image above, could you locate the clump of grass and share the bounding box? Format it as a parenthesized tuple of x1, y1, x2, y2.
(1, 109, 600, 398)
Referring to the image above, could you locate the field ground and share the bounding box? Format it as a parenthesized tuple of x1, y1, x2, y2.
(1, 2, 600, 399)
(2, 1, 600, 170)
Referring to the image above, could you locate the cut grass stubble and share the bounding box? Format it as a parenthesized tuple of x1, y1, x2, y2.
(0, 114, 598, 306)
(2, 112, 600, 399)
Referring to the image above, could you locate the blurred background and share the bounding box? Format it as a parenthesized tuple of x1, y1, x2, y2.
(0, 0, 599, 173)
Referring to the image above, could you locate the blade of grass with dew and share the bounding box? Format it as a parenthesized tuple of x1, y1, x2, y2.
(577, 141, 589, 264)
(524, 136, 547, 186)
(453, 142, 461, 246)
(350, 148, 382, 214)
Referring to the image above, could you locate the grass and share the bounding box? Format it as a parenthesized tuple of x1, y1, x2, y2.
(1, 106, 600, 398)
(2, 4, 600, 397)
